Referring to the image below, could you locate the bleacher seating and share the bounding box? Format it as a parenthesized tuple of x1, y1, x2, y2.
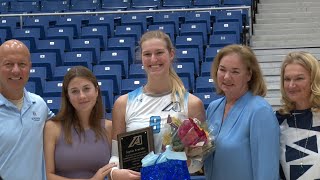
(100, 49, 129, 78)
(131, 0, 161, 10)
(40, 0, 70, 13)
(12, 28, 41, 53)
(0, 2, 259, 179)
(43, 96, 61, 114)
(37, 39, 66, 66)
(64, 51, 93, 69)
(121, 78, 147, 95)
(70, 0, 100, 11)
(71, 38, 101, 64)
(29, 66, 47, 96)
(31, 52, 57, 80)
(46, 26, 74, 51)
(52, 65, 72, 81)
(97, 79, 114, 112)
(81, 25, 109, 50)
(93, 64, 122, 95)
(0, 0, 253, 120)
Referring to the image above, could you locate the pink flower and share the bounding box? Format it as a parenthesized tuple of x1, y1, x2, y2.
(178, 118, 208, 146)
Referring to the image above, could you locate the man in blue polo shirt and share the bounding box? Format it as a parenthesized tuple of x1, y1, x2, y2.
(0, 39, 54, 179)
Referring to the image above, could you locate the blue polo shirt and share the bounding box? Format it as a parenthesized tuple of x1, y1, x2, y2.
(0, 89, 54, 180)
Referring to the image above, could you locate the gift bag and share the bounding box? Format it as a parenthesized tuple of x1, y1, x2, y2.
(141, 146, 191, 180)
(141, 159, 190, 180)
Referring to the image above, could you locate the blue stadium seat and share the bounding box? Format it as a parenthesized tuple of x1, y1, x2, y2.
(70, 0, 100, 11)
(175, 35, 204, 62)
(222, 0, 251, 6)
(205, 46, 221, 61)
(185, 11, 212, 33)
(81, 25, 109, 50)
(29, 66, 47, 96)
(195, 76, 216, 93)
(37, 39, 66, 66)
(121, 78, 147, 95)
(31, 52, 57, 80)
(43, 96, 61, 114)
(152, 12, 180, 35)
(148, 24, 175, 44)
(46, 26, 74, 51)
(121, 14, 148, 33)
(93, 64, 122, 95)
(162, 0, 192, 8)
(87, 15, 115, 37)
(52, 65, 72, 81)
(0, 1, 9, 14)
(114, 24, 142, 42)
(101, 0, 129, 11)
(13, 28, 41, 53)
(19, 40, 32, 52)
(212, 22, 241, 43)
(0, 29, 7, 42)
(214, 10, 244, 27)
(180, 76, 191, 92)
(55, 16, 83, 37)
(200, 61, 212, 76)
(23, 16, 56, 39)
(175, 47, 200, 76)
(193, 0, 220, 7)
(64, 51, 93, 70)
(107, 37, 136, 64)
(100, 50, 129, 78)
(131, 0, 160, 10)
(0, 17, 19, 39)
(173, 62, 195, 92)
(71, 38, 101, 64)
(8, 1, 40, 13)
(194, 92, 222, 109)
(26, 81, 37, 94)
(209, 34, 238, 48)
(97, 79, 114, 112)
(180, 23, 208, 45)
(129, 63, 145, 79)
(40, 0, 70, 13)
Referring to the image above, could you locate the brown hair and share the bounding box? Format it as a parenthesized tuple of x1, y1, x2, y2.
(211, 44, 267, 96)
(51, 66, 106, 144)
(139, 30, 186, 106)
(278, 51, 320, 114)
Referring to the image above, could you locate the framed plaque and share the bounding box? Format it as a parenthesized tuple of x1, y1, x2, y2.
(117, 127, 154, 172)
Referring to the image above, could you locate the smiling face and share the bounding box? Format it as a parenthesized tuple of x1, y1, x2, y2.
(141, 38, 174, 79)
(217, 53, 251, 99)
(0, 40, 31, 100)
(67, 77, 98, 115)
(283, 63, 311, 108)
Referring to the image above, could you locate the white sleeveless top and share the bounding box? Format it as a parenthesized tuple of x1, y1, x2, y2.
(125, 86, 189, 153)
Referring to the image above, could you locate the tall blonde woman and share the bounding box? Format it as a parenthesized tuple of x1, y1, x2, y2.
(109, 30, 206, 179)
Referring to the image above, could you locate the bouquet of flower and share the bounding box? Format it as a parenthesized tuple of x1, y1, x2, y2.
(162, 115, 215, 160)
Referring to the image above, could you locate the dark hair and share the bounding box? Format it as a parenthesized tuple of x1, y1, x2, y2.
(51, 66, 106, 144)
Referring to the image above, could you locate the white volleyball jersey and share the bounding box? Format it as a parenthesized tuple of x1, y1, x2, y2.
(126, 86, 189, 154)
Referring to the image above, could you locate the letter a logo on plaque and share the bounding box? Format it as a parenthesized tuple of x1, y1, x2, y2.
(117, 127, 154, 172)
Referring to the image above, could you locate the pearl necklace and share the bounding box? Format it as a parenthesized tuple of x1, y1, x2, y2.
(292, 112, 312, 173)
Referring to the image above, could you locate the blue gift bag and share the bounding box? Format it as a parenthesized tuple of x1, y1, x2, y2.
(141, 159, 190, 180)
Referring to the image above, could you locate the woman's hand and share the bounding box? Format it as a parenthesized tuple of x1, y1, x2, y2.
(90, 163, 117, 180)
(111, 169, 140, 180)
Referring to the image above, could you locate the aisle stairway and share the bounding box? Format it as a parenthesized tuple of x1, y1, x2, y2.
(251, 0, 320, 109)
